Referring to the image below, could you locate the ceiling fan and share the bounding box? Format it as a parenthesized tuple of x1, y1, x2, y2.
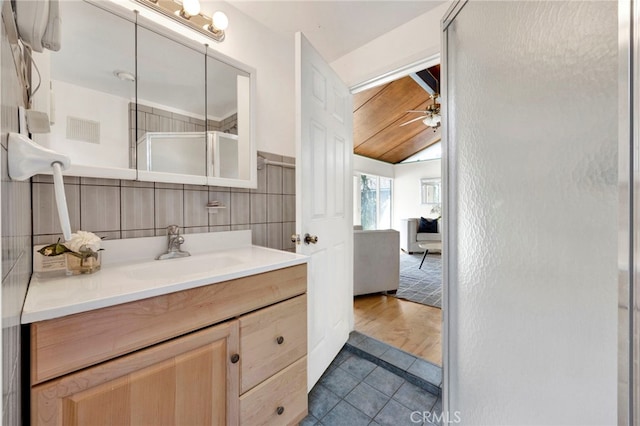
(400, 93, 441, 129)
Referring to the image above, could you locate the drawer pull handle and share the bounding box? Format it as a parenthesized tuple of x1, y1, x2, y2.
(230, 353, 240, 364)
(276, 336, 285, 345)
(276, 406, 285, 415)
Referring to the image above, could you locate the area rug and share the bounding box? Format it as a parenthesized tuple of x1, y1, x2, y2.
(396, 251, 442, 309)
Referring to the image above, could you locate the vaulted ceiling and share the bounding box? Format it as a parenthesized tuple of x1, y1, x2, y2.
(353, 66, 441, 164)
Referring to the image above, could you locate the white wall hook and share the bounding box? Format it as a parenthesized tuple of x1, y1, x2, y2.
(8, 132, 70, 180)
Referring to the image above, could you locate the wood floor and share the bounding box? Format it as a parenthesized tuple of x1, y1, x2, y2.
(353, 294, 442, 366)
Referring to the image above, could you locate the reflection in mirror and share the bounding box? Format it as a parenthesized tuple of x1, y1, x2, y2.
(137, 132, 206, 175)
(47, 1, 135, 170)
(206, 53, 251, 181)
(211, 132, 239, 179)
(135, 24, 207, 181)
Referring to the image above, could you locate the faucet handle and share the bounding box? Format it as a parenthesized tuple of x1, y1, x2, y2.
(167, 225, 180, 235)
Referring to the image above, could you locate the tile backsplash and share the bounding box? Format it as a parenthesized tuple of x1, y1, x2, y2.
(2, 16, 30, 426)
(32, 151, 296, 252)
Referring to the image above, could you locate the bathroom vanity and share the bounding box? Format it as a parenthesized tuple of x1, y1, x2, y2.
(22, 231, 308, 425)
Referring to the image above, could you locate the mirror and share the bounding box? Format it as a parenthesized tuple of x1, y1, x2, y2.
(41, 0, 256, 187)
(46, 1, 135, 175)
(206, 54, 252, 181)
(420, 178, 441, 204)
(135, 23, 207, 184)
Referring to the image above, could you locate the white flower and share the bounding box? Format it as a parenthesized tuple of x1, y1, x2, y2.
(64, 231, 102, 253)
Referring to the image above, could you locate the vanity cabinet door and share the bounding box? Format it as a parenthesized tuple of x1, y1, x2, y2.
(31, 322, 240, 426)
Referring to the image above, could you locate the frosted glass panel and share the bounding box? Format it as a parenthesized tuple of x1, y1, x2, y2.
(445, 1, 617, 424)
(216, 133, 239, 179)
(137, 132, 206, 175)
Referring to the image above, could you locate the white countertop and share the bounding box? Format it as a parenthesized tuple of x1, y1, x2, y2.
(22, 231, 308, 324)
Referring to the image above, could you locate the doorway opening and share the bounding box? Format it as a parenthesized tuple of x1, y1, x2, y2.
(350, 56, 444, 370)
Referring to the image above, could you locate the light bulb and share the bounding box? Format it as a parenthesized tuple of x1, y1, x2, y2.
(423, 114, 441, 127)
(422, 116, 436, 127)
(182, 0, 200, 16)
(212, 11, 229, 30)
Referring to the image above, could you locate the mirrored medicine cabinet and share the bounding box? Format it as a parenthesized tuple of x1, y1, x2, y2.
(41, 0, 256, 188)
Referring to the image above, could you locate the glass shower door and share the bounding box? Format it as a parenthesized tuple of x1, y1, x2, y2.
(442, 1, 618, 423)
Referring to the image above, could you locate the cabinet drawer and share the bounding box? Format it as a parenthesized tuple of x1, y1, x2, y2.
(240, 295, 307, 392)
(240, 356, 307, 426)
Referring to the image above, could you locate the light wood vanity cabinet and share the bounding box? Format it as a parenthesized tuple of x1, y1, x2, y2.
(32, 322, 240, 425)
(29, 264, 308, 426)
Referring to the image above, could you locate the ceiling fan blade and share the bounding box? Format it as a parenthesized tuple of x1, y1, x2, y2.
(399, 116, 427, 127)
(406, 110, 428, 113)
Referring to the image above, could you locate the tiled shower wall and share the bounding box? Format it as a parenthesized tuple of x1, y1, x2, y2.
(128, 103, 238, 167)
(1, 18, 31, 426)
(32, 151, 296, 252)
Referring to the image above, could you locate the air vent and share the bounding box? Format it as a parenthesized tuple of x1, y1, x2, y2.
(66, 117, 100, 144)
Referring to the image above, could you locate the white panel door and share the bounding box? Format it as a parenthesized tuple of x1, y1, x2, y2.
(295, 32, 353, 390)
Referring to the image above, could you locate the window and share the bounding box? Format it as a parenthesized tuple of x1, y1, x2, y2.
(354, 173, 392, 230)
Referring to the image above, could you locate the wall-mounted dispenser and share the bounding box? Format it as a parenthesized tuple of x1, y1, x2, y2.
(8, 132, 72, 240)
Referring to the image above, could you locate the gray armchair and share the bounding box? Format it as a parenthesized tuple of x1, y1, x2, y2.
(353, 229, 399, 296)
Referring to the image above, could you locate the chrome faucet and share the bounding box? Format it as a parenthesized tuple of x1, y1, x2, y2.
(156, 225, 191, 260)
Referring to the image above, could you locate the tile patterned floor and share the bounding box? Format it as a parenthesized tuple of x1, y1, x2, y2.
(301, 347, 443, 426)
(346, 331, 442, 396)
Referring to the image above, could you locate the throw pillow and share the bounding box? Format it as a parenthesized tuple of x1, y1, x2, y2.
(418, 217, 438, 233)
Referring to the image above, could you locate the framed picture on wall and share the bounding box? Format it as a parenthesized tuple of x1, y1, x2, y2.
(420, 178, 441, 204)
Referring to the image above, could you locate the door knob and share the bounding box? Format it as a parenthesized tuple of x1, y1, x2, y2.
(304, 233, 318, 244)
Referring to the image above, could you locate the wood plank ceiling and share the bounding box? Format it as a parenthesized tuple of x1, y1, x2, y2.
(353, 67, 441, 164)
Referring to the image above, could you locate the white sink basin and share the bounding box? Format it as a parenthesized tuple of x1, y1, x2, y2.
(123, 253, 243, 281)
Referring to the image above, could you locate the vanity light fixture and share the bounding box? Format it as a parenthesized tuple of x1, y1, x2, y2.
(135, 0, 228, 42)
